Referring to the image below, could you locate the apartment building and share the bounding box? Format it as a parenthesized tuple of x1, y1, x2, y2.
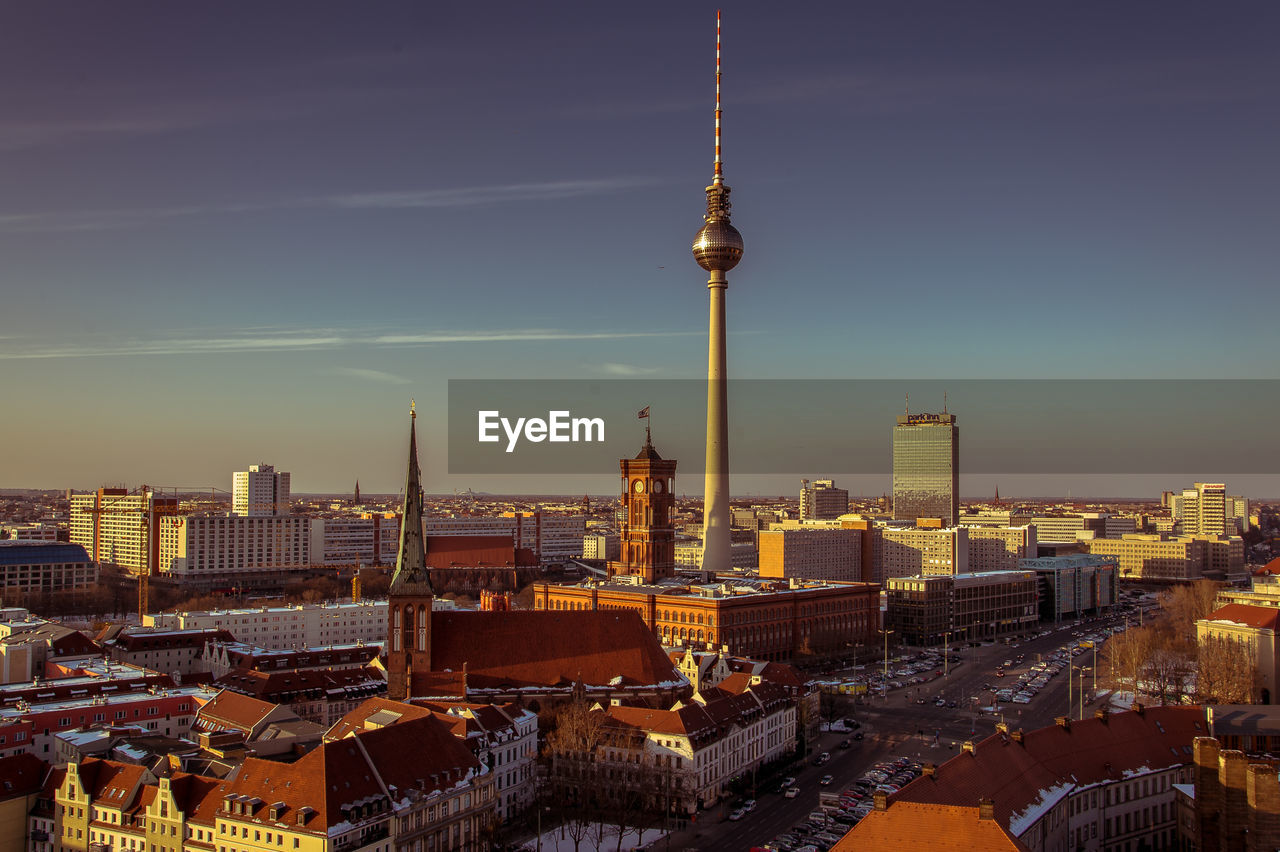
(146, 601, 388, 648)
(156, 513, 311, 585)
(758, 527, 861, 582)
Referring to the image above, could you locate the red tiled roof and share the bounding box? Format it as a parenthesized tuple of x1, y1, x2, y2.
(214, 665, 385, 702)
(226, 713, 480, 830)
(892, 706, 1205, 833)
(425, 535, 518, 567)
(423, 610, 681, 692)
(108, 629, 235, 652)
(1255, 556, 1280, 576)
(195, 689, 279, 733)
(1205, 603, 1280, 631)
(324, 697, 434, 741)
(832, 801, 1031, 851)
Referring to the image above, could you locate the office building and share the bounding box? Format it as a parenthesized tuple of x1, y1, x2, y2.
(309, 513, 401, 566)
(674, 539, 757, 569)
(231, 463, 291, 517)
(1020, 554, 1119, 621)
(892, 411, 958, 526)
(156, 513, 311, 585)
(146, 600, 388, 648)
(69, 488, 181, 578)
(758, 527, 861, 582)
(878, 525, 969, 580)
(1084, 533, 1243, 583)
(885, 570, 1038, 646)
(966, 525, 1038, 572)
(1172, 482, 1249, 535)
(0, 542, 96, 596)
(800, 478, 848, 521)
(422, 511, 584, 563)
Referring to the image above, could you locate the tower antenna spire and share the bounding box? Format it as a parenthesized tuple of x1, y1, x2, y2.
(714, 8, 723, 183)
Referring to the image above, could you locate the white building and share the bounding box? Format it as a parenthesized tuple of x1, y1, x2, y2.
(800, 479, 848, 521)
(145, 600, 388, 649)
(583, 533, 620, 561)
(877, 525, 969, 581)
(1172, 482, 1249, 536)
(69, 488, 180, 577)
(156, 513, 311, 583)
(310, 513, 401, 566)
(232, 463, 291, 517)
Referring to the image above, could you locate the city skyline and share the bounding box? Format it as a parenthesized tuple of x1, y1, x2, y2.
(3, 3, 1279, 496)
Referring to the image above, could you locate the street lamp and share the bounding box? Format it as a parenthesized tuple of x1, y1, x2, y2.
(879, 629, 895, 701)
(943, 630, 955, 678)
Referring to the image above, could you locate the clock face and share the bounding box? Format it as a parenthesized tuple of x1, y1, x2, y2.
(633, 479, 645, 493)
(653, 480, 664, 493)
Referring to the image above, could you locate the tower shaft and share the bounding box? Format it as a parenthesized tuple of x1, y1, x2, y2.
(701, 272, 731, 573)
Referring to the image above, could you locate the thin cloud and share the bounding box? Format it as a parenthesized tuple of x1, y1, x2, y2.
(599, 362, 663, 376)
(0, 328, 699, 360)
(329, 367, 411, 385)
(0, 178, 655, 234)
(373, 330, 699, 345)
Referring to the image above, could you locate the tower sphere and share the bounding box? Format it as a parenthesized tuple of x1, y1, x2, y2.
(692, 219, 744, 272)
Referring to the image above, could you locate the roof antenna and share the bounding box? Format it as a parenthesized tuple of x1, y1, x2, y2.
(905, 392, 909, 416)
(714, 9, 723, 184)
(943, 390, 948, 414)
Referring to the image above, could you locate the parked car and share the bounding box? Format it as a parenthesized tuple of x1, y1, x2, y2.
(729, 808, 746, 821)
(785, 787, 800, 799)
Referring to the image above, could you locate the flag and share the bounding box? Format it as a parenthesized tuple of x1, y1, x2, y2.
(638, 406, 650, 419)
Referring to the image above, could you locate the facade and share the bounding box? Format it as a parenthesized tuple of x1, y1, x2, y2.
(0, 541, 96, 595)
(757, 527, 861, 582)
(1084, 534, 1207, 583)
(533, 577, 880, 663)
(1196, 604, 1278, 705)
(422, 512, 585, 563)
(1172, 482, 1249, 536)
(213, 665, 385, 727)
(156, 513, 312, 585)
(674, 540, 757, 570)
(38, 713, 495, 852)
(966, 525, 1038, 572)
(309, 513, 400, 566)
(892, 411, 958, 527)
(800, 479, 848, 521)
(231, 463, 291, 517)
(329, 699, 538, 824)
(1031, 513, 1115, 543)
(556, 681, 795, 815)
(609, 436, 677, 582)
(886, 570, 1039, 646)
(69, 488, 181, 578)
(99, 627, 235, 677)
(583, 533, 620, 561)
(1019, 554, 1120, 621)
(877, 525, 969, 581)
(146, 601, 389, 648)
(891, 707, 1203, 852)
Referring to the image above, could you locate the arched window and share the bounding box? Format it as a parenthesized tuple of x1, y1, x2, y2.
(417, 604, 427, 651)
(392, 608, 401, 652)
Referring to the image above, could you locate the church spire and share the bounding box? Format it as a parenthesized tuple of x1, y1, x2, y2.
(392, 401, 433, 593)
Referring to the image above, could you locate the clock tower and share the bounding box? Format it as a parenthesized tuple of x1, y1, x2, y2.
(609, 432, 677, 583)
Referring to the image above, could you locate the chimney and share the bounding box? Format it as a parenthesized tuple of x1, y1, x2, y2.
(1095, 707, 1109, 723)
(962, 741, 975, 754)
(978, 798, 995, 821)
(1055, 716, 1070, 730)
(1130, 701, 1144, 715)
(922, 763, 936, 778)
(1247, 762, 1280, 848)
(1011, 729, 1024, 744)
(995, 722, 1009, 734)
(873, 791, 888, 811)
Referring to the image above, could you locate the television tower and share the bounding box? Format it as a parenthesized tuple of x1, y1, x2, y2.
(692, 10, 743, 573)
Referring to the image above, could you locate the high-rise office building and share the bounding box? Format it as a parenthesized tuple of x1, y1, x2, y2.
(892, 411, 958, 527)
(800, 479, 848, 521)
(69, 487, 181, 577)
(232, 463, 291, 517)
(1171, 482, 1248, 536)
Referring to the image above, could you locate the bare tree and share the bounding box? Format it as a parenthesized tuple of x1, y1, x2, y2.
(1159, 580, 1222, 637)
(1102, 625, 1157, 699)
(1195, 636, 1263, 704)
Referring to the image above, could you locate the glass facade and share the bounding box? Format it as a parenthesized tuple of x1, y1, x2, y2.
(892, 413, 958, 526)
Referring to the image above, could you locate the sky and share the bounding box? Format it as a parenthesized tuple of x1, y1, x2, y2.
(2, 2, 1277, 498)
